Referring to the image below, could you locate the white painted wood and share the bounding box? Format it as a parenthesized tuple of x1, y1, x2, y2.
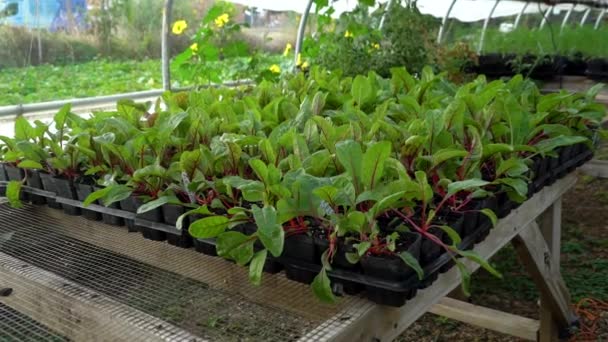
(429, 297, 539, 341)
(299, 174, 577, 342)
(513, 223, 577, 328)
(580, 159, 608, 179)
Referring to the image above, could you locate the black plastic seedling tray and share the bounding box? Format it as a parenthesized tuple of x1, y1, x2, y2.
(0, 145, 595, 307)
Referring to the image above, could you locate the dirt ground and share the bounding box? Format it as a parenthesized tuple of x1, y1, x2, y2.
(396, 171, 608, 341)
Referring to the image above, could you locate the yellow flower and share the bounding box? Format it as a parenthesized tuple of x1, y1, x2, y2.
(214, 13, 229, 28)
(301, 61, 310, 70)
(190, 43, 198, 52)
(344, 30, 353, 38)
(283, 43, 292, 57)
(269, 64, 281, 74)
(372, 43, 380, 49)
(172, 20, 187, 35)
(296, 53, 302, 66)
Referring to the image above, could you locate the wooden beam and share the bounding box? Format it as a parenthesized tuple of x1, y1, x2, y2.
(512, 222, 577, 329)
(580, 159, 608, 179)
(429, 297, 539, 341)
(299, 174, 577, 342)
(0, 253, 204, 342)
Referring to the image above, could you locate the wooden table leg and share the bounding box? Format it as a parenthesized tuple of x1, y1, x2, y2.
(540, 201, 561, 342)
(512, 199, 577, 342)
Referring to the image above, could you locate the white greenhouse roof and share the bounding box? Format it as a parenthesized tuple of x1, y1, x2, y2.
(227, 0, 606, 22)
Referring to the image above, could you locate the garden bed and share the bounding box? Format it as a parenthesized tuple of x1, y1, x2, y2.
(0, 67, 604, 306)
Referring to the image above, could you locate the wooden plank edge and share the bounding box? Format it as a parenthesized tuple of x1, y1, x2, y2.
(579, 159, 608, 179)
(428, 297, 539, 341)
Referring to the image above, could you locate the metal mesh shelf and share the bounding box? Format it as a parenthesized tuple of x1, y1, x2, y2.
(0, 303, 69, 342)
(0, 204, 362, 341)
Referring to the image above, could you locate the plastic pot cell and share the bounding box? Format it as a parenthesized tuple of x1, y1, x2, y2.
(39, 172, 62, 210)
(25, 169, 46, 205)
(360, 232, 422, 282)
(475, 54, 516, 77)
(75, 182, 101, 221)
(119, 196, 139, 232)
(282, 233, 316, 264)
(53, 177, 81, 216)
(0, 164, 6, 196)
(193, 238, 218, 256)
(91, 186, 125, 226)
(162, 204, 192, 248)
(135, 197, 165, 241)
(586, 58, 608, 81)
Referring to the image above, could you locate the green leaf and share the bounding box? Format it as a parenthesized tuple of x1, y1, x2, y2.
(6, 181, 23, 208)
(335, 140, 363, 189)
(480, 208, 498, 228)
(362, 141, 391, 189)
(356, 241, 371, 256)
(455, 260, 471, 297)
(136, 196, 178, 214)
(447, 179, 490, 196)
(14, 117, 34, 140)
(414, 171, 433, 205)
(398, 251, 424, 280)
(534, 135, 587, 154)
(252, 206, 284, 257)
(458, 249, 502, 279)
(369, 190, 405, 218)
(439, 225, 462, 246)
(311, 267, 336, 303)
(189, 216, 229, 239)
(496, 158, 528, 177)
(497, 178, 528, 199)
(176, 206, 213, 230)
(216, 231, 254, 265)
(17, 160, 42, 170)
(54, 103, 71, 132)
(351, 75, 373, 107)
(431, 148, 468, 168)
(249, 249, 267, 286)
(249, 159, 269, 184)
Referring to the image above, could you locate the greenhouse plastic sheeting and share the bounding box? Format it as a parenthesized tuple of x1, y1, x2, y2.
(227, 0, 599, 21)
(0, 0, 86, 30)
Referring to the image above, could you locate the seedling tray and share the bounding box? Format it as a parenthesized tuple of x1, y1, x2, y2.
(0, 146, 594, 307)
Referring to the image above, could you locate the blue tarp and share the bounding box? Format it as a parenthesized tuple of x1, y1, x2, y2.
(0, 0, 87, 31)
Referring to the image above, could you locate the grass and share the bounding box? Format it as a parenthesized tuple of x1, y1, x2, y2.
(472, 175, 608, 304)
(477, 26, 608, 57)
(0, 59, 168, 106)
(0, 55, 282, 106)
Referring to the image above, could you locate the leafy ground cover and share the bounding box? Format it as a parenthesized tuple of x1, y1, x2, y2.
(0, 59, 166, 106)
(0, 56, 280, 106)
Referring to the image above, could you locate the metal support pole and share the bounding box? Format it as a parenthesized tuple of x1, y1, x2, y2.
(595, 9, 606, 30)
(540, 6, 553, 29)
(161, 0, 174, 91)
(580, 8, 591, 26)
(560, 4, 575, 33)
(294, 0, 314, 71)
(514, 2, 529, 29)
(379, 0, 396, 30)
(478, 0, 501, 54)
(437, 0, 458, 44)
